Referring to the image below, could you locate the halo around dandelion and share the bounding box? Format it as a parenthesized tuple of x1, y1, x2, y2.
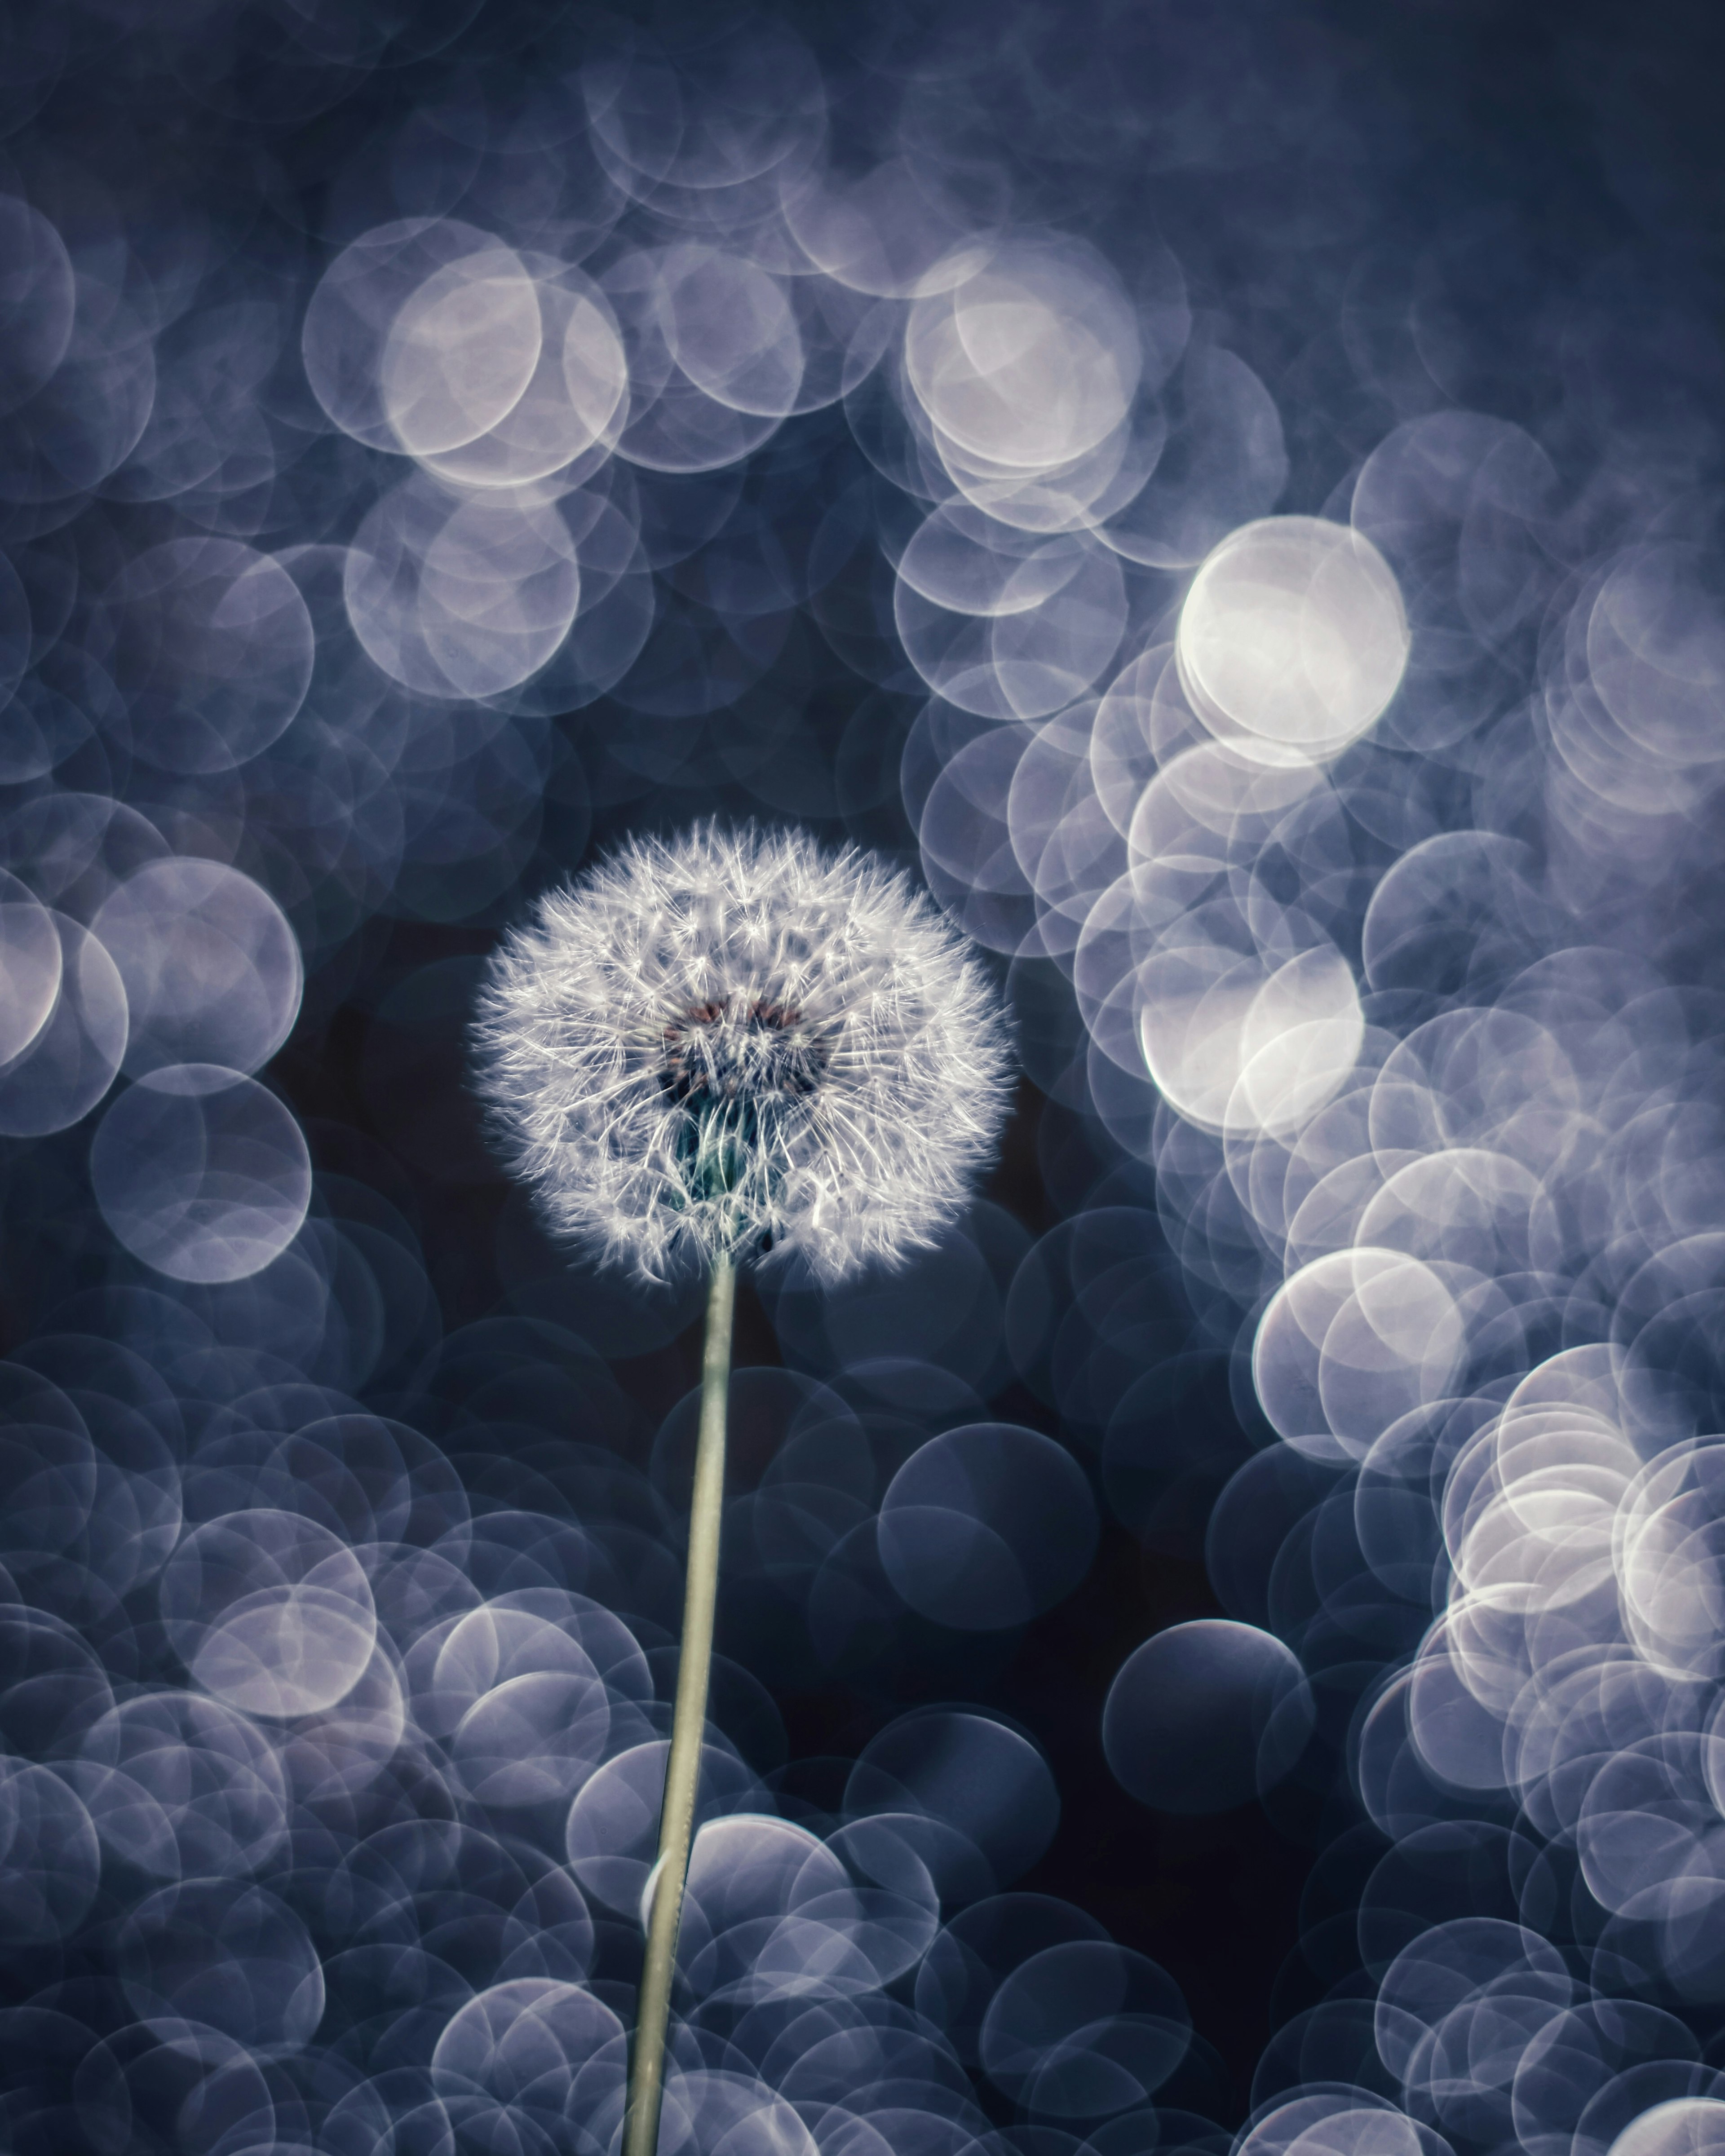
(471, 823, 1013, 1283)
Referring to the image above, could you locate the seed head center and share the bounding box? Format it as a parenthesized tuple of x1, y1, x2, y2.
(660, 994, 827, 1110)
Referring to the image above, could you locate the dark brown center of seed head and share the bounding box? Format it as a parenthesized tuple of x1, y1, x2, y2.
(660, 994, 828, 1109)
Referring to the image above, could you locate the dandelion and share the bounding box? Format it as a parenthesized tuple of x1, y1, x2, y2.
(472, 821, 1013, 2156)
(473, 821, 1012, 1285)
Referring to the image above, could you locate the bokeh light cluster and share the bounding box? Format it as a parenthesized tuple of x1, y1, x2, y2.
(0, 5, 1722, 2156)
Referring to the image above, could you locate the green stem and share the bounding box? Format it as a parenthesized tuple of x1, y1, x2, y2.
(622, 1250, 736, 2156)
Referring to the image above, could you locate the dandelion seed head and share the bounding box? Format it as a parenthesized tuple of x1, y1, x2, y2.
(471, 822, 1014, 1282)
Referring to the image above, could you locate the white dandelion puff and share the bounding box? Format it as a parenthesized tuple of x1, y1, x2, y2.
(470, 820, 1014, 1284)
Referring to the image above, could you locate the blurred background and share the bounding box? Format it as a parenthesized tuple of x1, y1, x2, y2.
(2, 2, 1725, 2153)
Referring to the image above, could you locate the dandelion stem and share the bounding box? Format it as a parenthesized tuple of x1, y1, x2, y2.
(623, 1248, 736, 2156)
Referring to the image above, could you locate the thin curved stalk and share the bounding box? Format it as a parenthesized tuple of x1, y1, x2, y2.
(622, 1250, 736, 2156)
